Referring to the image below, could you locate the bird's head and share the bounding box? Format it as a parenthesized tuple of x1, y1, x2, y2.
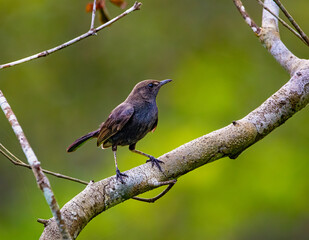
(126, 79, 172, 102)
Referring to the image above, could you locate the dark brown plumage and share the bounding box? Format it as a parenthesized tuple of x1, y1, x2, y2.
(67, 79, 172, 183)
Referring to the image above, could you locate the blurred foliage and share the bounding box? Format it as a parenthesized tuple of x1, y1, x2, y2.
(0, 0, 309, 239)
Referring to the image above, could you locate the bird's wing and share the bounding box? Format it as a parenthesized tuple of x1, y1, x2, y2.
(97, 103, 134, 146)
(151, 117, 158, 132)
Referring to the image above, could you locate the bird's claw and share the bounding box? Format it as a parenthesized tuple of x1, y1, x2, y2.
(116, 169, 128, 184)
(146, 156, 164, 172)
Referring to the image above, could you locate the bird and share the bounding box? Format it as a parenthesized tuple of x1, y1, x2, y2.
(67, 79, 172, 183)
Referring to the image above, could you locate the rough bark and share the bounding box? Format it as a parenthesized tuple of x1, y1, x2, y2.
(40, 68, 309, 239)
(40, 1, 309, 239)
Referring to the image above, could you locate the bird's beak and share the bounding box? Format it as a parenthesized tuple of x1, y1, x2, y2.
(159, 79, 172, 86)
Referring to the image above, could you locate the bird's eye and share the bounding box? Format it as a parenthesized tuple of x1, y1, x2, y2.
(148, 83, 153, 88)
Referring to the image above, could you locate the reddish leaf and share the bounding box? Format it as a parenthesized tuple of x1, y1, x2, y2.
(86, 0, 122, 23)
(85, 3, 94, 12)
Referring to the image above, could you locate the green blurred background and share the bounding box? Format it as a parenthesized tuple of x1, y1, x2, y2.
(1, 0, 309, 239)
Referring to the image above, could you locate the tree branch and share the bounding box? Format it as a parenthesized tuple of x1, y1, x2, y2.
(234, 0, 308, 76)
(0, 91, 72, 240)
(0, 142, 177, 201)
(260, 0, 309, 75)
(233, 0, 261, 35)
(38, 1, 309, 238)
(131, 179, 177, 203)
(0, 2, 142, 70)
(90, 0, 97, 30)
(256, 0, 308, 46)
(40, 68, 309, 239)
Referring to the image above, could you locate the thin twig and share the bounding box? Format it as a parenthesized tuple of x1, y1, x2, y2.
(0, 2, 142, 70)
(132, 180, 177, 203)
(0, 91, 72, 240)
(0, 143, 24, 163)
(0, 141, 176, 202)
(90, 0, 97, 30)
(0, 143, 89, 185)
(0, 141, 176, 201)
(273, 0, 309, 46)
(233, 0, 261, 35)
(256, 0, 308, 46)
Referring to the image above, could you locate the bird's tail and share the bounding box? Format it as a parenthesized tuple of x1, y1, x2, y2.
(67, 129, 99, 152)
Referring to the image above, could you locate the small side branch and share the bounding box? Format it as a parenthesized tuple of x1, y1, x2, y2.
(0, 91, 72, 240)
(0, 2, 142, 70)
(256, 0, 308, 46)
(132, 180, 177, 203)
(233, 0, 261, 35)
(234, 0, 303, 76)
(37, 219, 50, 227)
(90, 0, 97, 30)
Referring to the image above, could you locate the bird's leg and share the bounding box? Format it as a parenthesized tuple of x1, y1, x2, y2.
(112, 145, 128, 184)
(129, 144, 164, 172)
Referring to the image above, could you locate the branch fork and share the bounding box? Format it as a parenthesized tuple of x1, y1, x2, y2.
(0, 2, 142, 70)
(0, 91, 72, 240)
(39, 1, 309, 238)
(1, 1, 309, 239)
